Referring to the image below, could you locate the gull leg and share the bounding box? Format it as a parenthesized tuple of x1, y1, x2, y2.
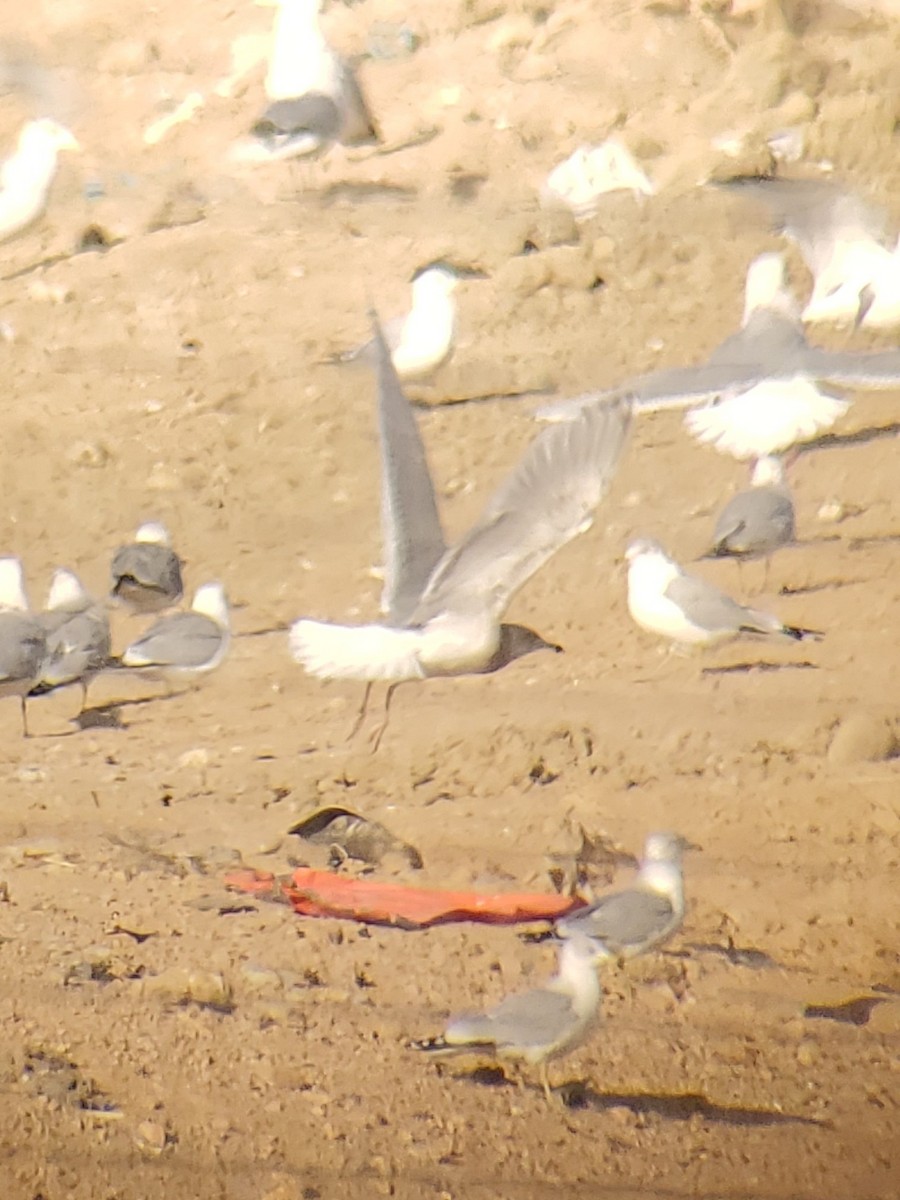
(539, 1061, 552, 1102)
(346, 681, 373, 743)
(369, 681, 402, 753)
(20, 695, 30, 738)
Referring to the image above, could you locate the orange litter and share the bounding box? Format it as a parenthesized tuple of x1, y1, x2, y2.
(224, 867, 584, 930)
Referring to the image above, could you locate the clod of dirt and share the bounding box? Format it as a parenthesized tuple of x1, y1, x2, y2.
(826, 712, 898, 765)
(140, 967, 234, 1011)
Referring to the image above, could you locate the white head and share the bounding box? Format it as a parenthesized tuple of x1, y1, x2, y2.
(638, 831, 686, 907)
(556, 934, 603, 983)
(750, 455, 786, 488)
(17, 118, 80, 159)
(410, 263, 463, 305)
(134, 521, 172, 547)
(46, 567, 90, 612)
(0, 556, 29, 611)
(743, 252, 798, 324)
(625, 537, 669, 567)
(191, 581, 229, 627)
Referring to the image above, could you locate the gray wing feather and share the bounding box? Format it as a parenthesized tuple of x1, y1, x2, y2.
(371, 312, 447, 626)
(253, 94, 341, 142)
(560, 891, 675, 949)
(128, 613, 223, 668)
(712, 488, 795, 556)
(716, 177, 892, 277)
(41, 609, 111, 683)
(447, 987, 575, 1050)
(111, 544, 182, 599)
(412, 396, 631, 625)
(665, 573, 781, 635)
(799, 347, 900, 387)
(0, 613, 45, 682)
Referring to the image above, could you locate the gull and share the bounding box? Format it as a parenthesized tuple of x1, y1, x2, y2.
(557, 832, 686, 960)
(625, 537, 821, 649)
(243, 0, 378, 162)
(110, 522, 184, 615)
(412, 935, 603, 1099)
(327, 263, 483, 382)
(35, 568, 111, 711)
(290, 314, 632, 747)
(538, 252, 900, 458)
(716, 174, 900, 328)
(0, 117, 79, 242)
(0, 556, 47, 736)
(120, 583, 230, 686)
(706, 455, 795, 584)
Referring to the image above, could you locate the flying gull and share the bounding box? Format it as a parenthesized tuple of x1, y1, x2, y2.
(110, 522, 184, 615)
(0, 118, 79, 242)
(290, 314, 632, 747)
(625, 537, 821, 649)
(328, 263, 483, 381)
(706, 455, 796, 584)
(35, 568, 111, 711)
(243, 0, 378, 162)
(120, 582, 230, 686)
(557, 831, 687, 960)
(538, 252, 900, 458)
(715, 175, 900, 328)
(412, 935, 603, 1099)
(0, 556, 47, 736)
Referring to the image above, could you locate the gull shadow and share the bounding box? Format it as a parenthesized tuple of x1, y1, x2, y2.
(563, 1085, 828, 1126)
(318, 181, 417, 206)
(778, 579, 865, 595)
(685, 939, 780, 969)
(702, 661, 818, 676)
(411, 387, 556, 411)
(804, 996, 890, 1026)
(71, 692, 185, 731)
(803, 421, 900, 452)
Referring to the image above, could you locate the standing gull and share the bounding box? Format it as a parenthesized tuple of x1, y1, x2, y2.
(0, 556, 47, 736)
(36, 568, 111, 711)
(290, 315, 632, 746)
(557, 832, 686, 960)
(716, 175, 900, 328)
(707, 455, 796, 583)
(120, 582, 230, 686)
(110, 522, 184, 615)
(412, 936, 603, 1099)
(328, 263, 483, 381)
(626, 538, 821, 649)
(0, 117, 79, 242)
(538, 252, 900, 458)
(244, 0, 378, 162)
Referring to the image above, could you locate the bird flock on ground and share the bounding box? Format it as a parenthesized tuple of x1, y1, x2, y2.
(1, 0, 898, 1098)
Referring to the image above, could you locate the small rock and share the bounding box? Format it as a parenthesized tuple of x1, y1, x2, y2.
(827, 712, 897, 766)
(66, 441, 111, 469)
(817, 499, 846, 523)
(795, 1039, 819, 1067)
(135, 1119, 168, 1156)
(177, 747, 210, 770)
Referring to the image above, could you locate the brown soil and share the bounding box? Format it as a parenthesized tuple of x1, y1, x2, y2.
(0, 2, 898, 1198)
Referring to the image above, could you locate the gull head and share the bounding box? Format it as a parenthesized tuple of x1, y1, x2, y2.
(19, 118, 80, 158)
(134, 521, 172, 547)
(410, 261, 484, 302)
(492, 622, 563, 671)
(639, 831, 691, 906)
(46, 567, 90, 612)
(624, 537, 668, 567)
(556, 933, 604, 979)
(0, 556, 29, 612)
(750, 455, 786, 488)
(642, 830, 689, 866)
(743, 252, 798, 324)
(191, 581, 230, 628)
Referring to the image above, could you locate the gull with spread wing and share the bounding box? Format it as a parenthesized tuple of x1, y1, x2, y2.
(291, 314, 632, 747)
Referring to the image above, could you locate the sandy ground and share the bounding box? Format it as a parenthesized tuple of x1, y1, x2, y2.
(0, 1, 898, 1197)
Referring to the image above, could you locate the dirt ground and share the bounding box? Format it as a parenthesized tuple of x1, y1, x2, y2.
(0, 1, 898, 1197)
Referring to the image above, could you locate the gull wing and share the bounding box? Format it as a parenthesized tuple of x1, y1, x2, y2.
(799, 346, 900, 388)
(715, 176, 893, 277)
(664, 574, 782, 636)
(445, 987, 576, 1052)
(371, 312, 447, 626)
(560, 890, 675, 950)
(123, 613, 224, 669)
(412, 396, 631, 625)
